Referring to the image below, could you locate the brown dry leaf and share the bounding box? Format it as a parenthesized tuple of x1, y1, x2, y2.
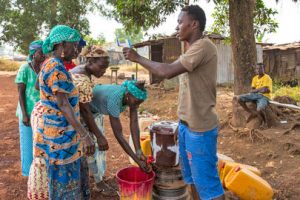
(266, 161, 275, 168)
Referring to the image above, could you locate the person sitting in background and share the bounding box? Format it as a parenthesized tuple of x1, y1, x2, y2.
(15, 40, 45, 177)
(90, 80, 151, 173)
(237, 63, 273, 126)
(70, 45, 114, 196)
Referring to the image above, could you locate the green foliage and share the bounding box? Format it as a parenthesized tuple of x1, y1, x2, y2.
(114, 28, 143, 45)
(96, 0, 186, 33)
(0, 0, 46, 54)
(273, 86, 300, 102)
(272, 81, 285, 93)
(254, 0, 279, 42)
(0, 0, 92, 54)
(209, 0, 278, 42)
(209, 0, 230, 38)
(83, 34, 106, 46)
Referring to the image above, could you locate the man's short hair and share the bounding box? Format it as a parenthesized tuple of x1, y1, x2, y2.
(182, 5, 206, 32)
(257, 63, 265, 68)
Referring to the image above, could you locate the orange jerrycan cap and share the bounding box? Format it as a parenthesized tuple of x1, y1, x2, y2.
(147, 156, 155, 164)
(235, 166, 241, 172)
(221, 161, 226, 168)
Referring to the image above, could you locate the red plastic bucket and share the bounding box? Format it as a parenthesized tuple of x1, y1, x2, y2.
(116, 166, 155, 200)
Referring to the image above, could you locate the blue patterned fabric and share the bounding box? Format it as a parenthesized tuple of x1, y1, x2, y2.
(90, 85, 127, 118)
(19, 121, 33, 176)
(48, 157, 90, 199)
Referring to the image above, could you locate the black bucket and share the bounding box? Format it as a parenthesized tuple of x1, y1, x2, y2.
(153, 186, 189, 200)
(152, 166, 190, 200)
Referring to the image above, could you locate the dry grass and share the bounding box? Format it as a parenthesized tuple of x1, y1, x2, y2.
(0, 58, 23, 71)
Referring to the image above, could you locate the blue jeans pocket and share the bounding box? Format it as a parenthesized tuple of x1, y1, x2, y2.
(187, 132, 206, 156)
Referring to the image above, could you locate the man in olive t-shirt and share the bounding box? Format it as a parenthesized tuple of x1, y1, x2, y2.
(123, 5, 224, 200)
(178, 37, 218, 132)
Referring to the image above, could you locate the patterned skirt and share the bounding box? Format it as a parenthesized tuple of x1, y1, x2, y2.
(27, 157, 48, 200)
(28, 102, 48, 200)
(28, 102, 91, 200)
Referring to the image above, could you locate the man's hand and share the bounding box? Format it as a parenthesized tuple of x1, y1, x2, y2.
(251, 86, 269, 94)
(96, 135, 109, 151)
(122, 47, 140, 62)
(22, 114, 30, 126)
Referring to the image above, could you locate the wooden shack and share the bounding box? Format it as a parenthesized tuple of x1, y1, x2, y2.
(134, 36, 181, 85)
(263, 42, 300, 84)
(134, 34, 263, 87)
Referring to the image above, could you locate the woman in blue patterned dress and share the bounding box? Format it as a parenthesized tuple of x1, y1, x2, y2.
(35, 25, 95, 200)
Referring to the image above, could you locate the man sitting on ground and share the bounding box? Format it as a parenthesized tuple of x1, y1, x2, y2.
(237, 63, 273, 127)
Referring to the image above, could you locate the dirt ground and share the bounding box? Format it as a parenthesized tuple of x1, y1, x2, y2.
(0, 73, 299, 200)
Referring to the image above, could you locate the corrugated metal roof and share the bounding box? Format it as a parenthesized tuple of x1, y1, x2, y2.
(133, 36, 175, 48)
(133, 33, 225, 48)
(263, 42, 300, 50)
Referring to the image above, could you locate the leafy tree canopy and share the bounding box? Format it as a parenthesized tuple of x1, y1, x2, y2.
(0, 0, 92, 54)
(114, 28, 143, 45)
(96, 0, 186, 33)
(209, 0, 278, 42)
(83, 34, 106, 46)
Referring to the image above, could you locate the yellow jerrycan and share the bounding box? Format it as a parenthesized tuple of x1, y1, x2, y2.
(225, 166, 273, 200)
(218, 160, 261, 186)
(129, 132, 152, 165)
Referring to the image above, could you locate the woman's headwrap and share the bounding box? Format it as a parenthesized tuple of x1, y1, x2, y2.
(27, 40, 43, 62)
(42, 25, 81, 54)
(79, 38, 87, 47)
(121, 80, 148, 100)
(81, 45, 109, 58)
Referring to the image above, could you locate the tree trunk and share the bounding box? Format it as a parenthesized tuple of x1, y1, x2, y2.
(229, 0, 257, 127)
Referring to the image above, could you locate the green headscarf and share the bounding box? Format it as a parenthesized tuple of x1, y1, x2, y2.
(27, 40, 43, 62)
(122, 80, 148, 100)
(42, 25, 81, 54)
